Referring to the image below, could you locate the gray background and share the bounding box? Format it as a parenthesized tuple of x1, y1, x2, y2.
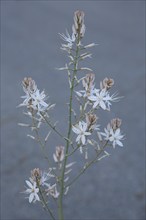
(1, 1, 145, 220)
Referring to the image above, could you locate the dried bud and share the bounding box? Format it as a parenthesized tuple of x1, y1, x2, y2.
(72, 10, 85, 38)
(53, 146, 65, 163)
(100, 78, 114, 90)
(110, 118, 122, 130)
(86, 113, 97, 131)
(31, 168, 41, 181)
(82, 73, 95, 96)
(22, 77, 37, 93)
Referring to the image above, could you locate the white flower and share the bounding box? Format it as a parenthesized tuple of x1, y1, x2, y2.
(19, 78, 49, 113)
(30, 89, 48, 112)
(24, 180, 40, 203)
(88, 89, 107, 110)
(88, 89, 120, 110)
(59, 29, 75, 49)
(100, 126, 111, 141)
(109, 128, 124, 148)
(101, 127, 124, 148)
(72, 121, 91, 145)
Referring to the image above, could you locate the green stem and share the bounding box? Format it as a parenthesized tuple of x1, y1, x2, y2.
(37, 183, 56, 220)
(58, 41, 80, 220)
(66, 141, 108, 188)
(31, 115, 57, 179)
(40, 113, 65, 139)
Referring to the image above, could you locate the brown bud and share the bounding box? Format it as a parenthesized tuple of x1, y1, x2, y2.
(110, 118, 122, 130)
(86, 113, 98, 130)
(31, 168, 41, 181)
(82, 73, 95, 96)
(100, 78, 114, 90)
(72, 10, 85, 38)
(22, 77, 37, 93)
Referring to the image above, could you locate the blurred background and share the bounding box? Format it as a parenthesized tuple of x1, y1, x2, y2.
(1, 1, 145, 220)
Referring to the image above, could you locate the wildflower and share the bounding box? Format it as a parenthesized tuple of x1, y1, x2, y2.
(19, 78, 49, 113)
(53, 146, 65, 163)
(88, 89, 107, 110)
(88, 89, 120, 110)
(24, 180, 40, 203)
(101, 124, 112, 141)
(109, 128, 124, 148)
(72, 121, 91, 145)
(46, 183, 59, 199)
(101, 120, 124, 148)
(30, 89, 48, 112)
(59, 29, 75, 49)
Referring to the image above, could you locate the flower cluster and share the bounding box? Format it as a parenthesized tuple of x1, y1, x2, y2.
(76, 74, 120, 111)
(19, 77, 49, 114)
(101, 118, 124, 148)
(72, 10, 85, 38)
(24, 168, 59, 203)
(72, 74, 124, 158)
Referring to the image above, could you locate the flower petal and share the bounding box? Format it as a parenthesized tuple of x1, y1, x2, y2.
(29, 193, 34, 203)
(25, 180, 33, 189)
(81, 135, 86, 145)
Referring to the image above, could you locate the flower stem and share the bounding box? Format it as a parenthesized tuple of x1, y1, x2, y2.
(66, 141, 108, 188)
(36, 180, 56, 220)
(58, 41, 80, 220)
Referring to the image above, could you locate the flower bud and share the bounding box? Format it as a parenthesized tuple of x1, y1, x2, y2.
(82, 73, 95, 96)
(31, 168, 41, 181)
(110, 118, 122, 130)
(86, 113, 97, 131)
(72, 10, 85, 38)
(100, 78, 114, 90)
(53, 146, 65, 163)
(22, 77, 37, 93)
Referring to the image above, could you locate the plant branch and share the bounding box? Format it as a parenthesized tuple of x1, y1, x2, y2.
(66, 141, 108, 187)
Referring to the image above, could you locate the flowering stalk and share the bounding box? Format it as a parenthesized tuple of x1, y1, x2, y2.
(58, 28, 81, 220)
(18, 10, 124, 220)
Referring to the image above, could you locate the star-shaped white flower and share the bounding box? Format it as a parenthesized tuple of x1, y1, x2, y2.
(31, 89, 48, 112)
(24, 180, 40, 203)
(88, 89, 107, 110)
(109, 128, 124, 148)
(88, 89, 120, 111)
(72, 121, 91, 145)
(101, 127, 124, 148)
